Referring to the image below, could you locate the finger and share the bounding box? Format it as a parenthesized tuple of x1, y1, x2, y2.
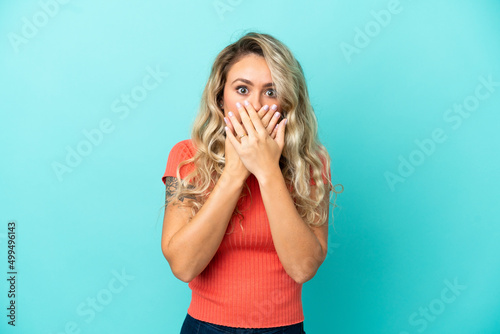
(245, 101, 268, 134)
(261, 104, 276, 130)
(271, 123, 278, 139)
(224, 117, 234, 135)
(225, 132, 236, 155)
(236, 102, 258, 136)
(257, 104, 270, 119)
(225, 126, 241, 151)
(227, 111, 248, 138)
(276, 118, 287, 150)
(242, 100, 266, 134)
(266, 110, 281, 134)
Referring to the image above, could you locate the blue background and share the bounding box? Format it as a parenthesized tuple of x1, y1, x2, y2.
(1, 0, 499, 333)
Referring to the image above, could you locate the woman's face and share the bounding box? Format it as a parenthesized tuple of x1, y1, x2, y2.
(221, 53, 281, 122)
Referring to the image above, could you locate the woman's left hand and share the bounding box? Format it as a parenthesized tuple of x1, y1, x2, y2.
(225, 100, 287, 181)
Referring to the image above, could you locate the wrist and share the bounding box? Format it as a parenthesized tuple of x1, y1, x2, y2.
(255, 165, 283, 188)
(220, 170, 247, 189)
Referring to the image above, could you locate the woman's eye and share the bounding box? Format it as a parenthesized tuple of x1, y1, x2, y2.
(236, 86, 276, 97)
(266, 89, 276, 97)
(237, 86, 248, 94)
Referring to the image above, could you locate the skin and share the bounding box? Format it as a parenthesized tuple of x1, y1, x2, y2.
(221, 53, 282, 124)
(161, 53, 329, 284)
(222, 53, 283, 182)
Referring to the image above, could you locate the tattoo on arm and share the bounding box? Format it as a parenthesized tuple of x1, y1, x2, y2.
(165, 176, 195, 206)
(165, 177, 177, 206)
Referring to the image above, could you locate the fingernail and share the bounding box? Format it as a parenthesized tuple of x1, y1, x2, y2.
(228, 111, 234, 117)
(274, 112, 280, 118)
(224, 117, 228, 124)
(285, 118, 288, 125)
(225, 126, 229, 131)
(271, 104, 278, 111)
(263, 105, 269, 111)
(236, 102, 242, 108)
(243, 100, 249, 106)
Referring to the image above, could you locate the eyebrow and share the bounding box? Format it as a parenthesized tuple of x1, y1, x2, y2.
(231, 78, 275, 88)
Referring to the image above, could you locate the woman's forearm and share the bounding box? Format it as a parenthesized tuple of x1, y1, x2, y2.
(257, 167, 327, 284)
(163, 172, 245, 282)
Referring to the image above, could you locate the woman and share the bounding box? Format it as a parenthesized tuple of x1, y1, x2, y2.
(161, 32, 342, 333)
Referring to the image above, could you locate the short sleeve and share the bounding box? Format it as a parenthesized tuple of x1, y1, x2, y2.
(161, 139, 197, 185)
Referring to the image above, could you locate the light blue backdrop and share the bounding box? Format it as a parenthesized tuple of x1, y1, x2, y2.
(1, 0, 499, 333)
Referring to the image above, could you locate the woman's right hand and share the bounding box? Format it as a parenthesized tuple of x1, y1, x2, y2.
(259, 104, 283, 140)
(223, 131, 250, 184)
(223, 104, 280, 182)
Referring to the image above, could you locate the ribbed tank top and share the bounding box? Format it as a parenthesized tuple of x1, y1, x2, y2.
(162, 139, 304, 328)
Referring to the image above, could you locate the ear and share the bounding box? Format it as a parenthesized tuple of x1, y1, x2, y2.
(217, 94, 224, 111)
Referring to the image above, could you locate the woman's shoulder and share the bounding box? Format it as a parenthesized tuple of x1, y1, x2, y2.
(168, 139, 197, 158)
(163, 139, 197, 183)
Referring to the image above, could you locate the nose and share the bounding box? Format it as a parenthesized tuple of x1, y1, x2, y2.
(247, 96, 262, 111)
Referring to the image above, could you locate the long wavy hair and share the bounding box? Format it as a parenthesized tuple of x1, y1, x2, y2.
(166, 31, 342, 232)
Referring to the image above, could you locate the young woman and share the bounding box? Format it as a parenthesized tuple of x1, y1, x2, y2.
(161, 32, 341, 333)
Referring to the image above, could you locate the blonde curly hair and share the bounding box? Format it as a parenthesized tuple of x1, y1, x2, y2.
(166, 31, 342, 232)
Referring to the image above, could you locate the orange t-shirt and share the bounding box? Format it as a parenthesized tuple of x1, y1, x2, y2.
(162, 139, 327, 328)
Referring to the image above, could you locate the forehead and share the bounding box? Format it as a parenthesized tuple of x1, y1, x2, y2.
(226, 54, 272, 83)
